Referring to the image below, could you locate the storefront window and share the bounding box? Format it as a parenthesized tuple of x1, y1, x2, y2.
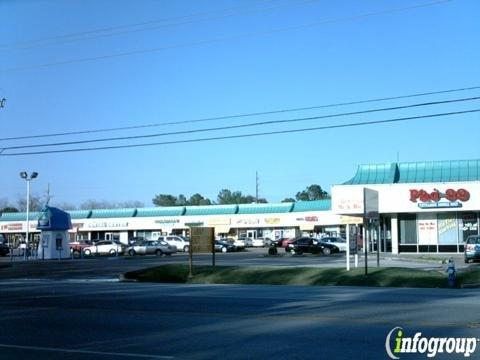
(460, 212, 478, 242)
(437, 213, 458, 245)
(399, 214, 417, 244)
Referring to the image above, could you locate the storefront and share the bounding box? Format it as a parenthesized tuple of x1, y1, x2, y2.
(332, 160, 480, 254)
(3, 159, 477, 255)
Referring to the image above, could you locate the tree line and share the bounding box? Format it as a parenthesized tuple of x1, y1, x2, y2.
(152, 184, 329, 207)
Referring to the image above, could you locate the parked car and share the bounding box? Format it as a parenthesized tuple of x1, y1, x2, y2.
(321, 236, 347, 252)
(0, 243, 9, 256)
(128, 236, 146, 245)
(158, 235, 190, 252)
(285, 237, 339, 255)
(214, 240, 236, 253)
(234, 237, 253, 248)
(464, 235, 480, 263)
(83, 240, 124, 256)
(126, 239, 177, 256)
(69, 241, 92, 255)
(279, 238, 295, 248)
(252, 237, 271, 247)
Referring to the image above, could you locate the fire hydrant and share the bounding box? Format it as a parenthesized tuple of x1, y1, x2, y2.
(446, 258, 456, 288)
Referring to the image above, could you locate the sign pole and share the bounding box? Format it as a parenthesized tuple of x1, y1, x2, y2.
(346, 224, 350, 271)
(364, 219, 368, 276)
(212, 237, 215, 267)
(377, 221, 380, 267)
(188, 226, 193, 278)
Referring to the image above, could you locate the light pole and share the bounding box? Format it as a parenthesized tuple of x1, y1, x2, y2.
(20, 171, 38, 260)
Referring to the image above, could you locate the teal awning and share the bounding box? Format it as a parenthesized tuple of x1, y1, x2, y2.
(343, 159, 480, 185)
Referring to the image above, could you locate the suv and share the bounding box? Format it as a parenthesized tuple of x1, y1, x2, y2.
(158, 235, 190, 252)
(464, 235, 480, 263)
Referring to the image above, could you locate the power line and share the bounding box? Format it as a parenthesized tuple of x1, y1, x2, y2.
(1, 0, 318, 51)
(1, 85, 478, 142)
(2, 96, 478, 151)
(1, 0, 451, 73)
(1, 109, 478, 157)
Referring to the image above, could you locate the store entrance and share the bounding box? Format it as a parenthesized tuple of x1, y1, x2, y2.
(369, 216, 392, 253)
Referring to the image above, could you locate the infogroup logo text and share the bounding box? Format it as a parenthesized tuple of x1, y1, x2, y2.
(385, 327, 478, 359)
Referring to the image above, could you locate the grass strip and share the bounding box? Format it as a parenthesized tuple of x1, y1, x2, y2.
(124, 264, 480, 288)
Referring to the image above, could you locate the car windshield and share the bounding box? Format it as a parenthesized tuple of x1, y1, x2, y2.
(467, 237, 480, 244)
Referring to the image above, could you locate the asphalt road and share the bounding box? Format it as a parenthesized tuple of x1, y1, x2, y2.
(0, 250, 478, 359)
(0, 280, 479, 360)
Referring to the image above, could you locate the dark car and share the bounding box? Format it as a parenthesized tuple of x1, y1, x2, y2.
(464, 235, 480, 263)
(285, 237, 339, 255)
(0, 243, 10, 256)
(214, 240, 236, 253)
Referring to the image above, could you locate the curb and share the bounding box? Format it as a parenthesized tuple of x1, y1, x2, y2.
(461, 283, 480, 289)
(118, 274, 138, 282)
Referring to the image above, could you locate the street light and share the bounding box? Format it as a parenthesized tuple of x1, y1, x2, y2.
(19, 171, 38, 260)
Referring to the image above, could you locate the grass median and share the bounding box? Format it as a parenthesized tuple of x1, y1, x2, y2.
(124, 264, 480, 288)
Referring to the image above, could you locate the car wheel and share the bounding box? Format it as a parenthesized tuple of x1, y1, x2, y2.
(183, 245, 189, 252)
(221, 247, 227, 253)
(109, 249, 117, 256)
(83, 249, 91, 256)
(289, 248, 296, 255)
(129, 249, 136, 256)
(155, 249, 163, 256)
(465, 257, 470, 264)
(323, 247, 332, 256)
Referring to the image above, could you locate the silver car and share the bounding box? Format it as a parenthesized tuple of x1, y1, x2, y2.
(126, 240, 177, 256)
(83, 240, 124, 256)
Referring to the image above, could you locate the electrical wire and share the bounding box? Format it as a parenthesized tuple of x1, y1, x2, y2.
(1, 85, 478, 142)
(1, 0, 318, 51)
(1, 109, 478, 156)
(1, 0, 451, 73)
(2, 96, 478, 151)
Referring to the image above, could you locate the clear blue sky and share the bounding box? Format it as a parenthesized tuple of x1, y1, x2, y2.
(1, 0, 479, 208)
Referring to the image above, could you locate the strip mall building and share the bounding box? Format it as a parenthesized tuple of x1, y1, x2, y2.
(1, 159, 479, 254)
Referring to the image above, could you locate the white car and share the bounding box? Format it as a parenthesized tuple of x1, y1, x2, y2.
(234, 237, 253, 248)
(158, 235, 190, 252)
(320, 237, 347, 252)
(83, 240, 124, 256)
(252, 238, 270, 247)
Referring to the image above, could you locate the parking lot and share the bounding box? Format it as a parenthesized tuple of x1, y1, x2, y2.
(0, 247, 472, 282)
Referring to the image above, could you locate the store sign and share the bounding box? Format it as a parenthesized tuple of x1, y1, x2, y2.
(295, 216, 318, 222)
(1, 223, 23, 231)
(88, 221, 129, 229)
(236, 219, 260, 225)
(264, 217, 281, 225)
(207, 218, 231, 226)
(409, 188, 470, 209)
(155, 219, 180, 225)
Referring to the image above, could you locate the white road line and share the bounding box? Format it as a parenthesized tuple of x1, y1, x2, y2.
(0, 344, 174, 359)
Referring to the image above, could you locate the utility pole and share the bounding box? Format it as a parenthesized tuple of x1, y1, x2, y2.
(45, 184, 52, 205)
(255, 171, 259, 203)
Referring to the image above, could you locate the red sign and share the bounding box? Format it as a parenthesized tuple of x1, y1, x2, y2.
(409, 188, 470, 203)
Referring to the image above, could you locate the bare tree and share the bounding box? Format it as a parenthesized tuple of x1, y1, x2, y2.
(17, 194, 43, 212)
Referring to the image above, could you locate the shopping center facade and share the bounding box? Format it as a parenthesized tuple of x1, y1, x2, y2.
(1, 159, 479, 254)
